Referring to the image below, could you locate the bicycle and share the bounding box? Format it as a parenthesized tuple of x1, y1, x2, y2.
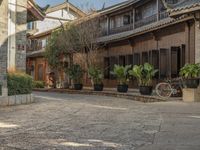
(155, 78, 184, 99)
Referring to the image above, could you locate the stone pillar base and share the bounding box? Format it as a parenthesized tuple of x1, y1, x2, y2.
(183, 87, 200, 102)
(2, 87, 8, 97)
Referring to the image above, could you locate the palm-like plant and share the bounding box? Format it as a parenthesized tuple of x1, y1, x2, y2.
(111, 65, 132, 85)
(129, 63, 158, 86)
(180, 63, 200, 79)
(88, 66, 103, 85)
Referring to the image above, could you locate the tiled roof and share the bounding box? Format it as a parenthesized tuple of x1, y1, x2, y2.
(169, 0, 200, 16)
(45, 2, 86, 17)
(97, 0, 140, 15)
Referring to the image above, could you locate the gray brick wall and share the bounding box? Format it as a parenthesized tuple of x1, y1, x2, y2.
(0, 0, 8, 96)
(0, 0, 28, 97)
(15, 0, 27, 71)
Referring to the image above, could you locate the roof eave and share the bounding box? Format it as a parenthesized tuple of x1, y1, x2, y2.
(27, 0, 45, 22)
(170, 5, 200, 17)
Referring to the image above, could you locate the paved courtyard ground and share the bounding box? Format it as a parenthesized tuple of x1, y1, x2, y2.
(0, 92, 200, 150)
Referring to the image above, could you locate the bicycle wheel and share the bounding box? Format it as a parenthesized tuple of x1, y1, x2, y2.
(155, 83, 173, 99)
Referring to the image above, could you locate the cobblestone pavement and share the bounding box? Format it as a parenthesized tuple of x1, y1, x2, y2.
(0, 92, 200, 150)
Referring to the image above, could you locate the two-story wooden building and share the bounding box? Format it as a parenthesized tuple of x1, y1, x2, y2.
(26, 2, 86, 85)
(77, 0, 200, 87)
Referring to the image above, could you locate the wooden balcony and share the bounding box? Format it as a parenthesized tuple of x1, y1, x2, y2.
(109, 24, 133, 35)
(99, 11, 169, 37)
(135, 14, 157, 29)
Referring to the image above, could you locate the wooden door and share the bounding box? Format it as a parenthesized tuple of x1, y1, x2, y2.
(160, 49, 168, 79)
(171, 47, 181, 78)
(36, 64, 45, 81)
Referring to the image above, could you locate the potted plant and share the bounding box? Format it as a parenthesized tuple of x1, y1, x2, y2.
(129, 63, 158, 95)
(180, 63, 200, 88)
(68, 64, 84, 90)
(88, 66, 104, 91)
(111, 65, 132, 93)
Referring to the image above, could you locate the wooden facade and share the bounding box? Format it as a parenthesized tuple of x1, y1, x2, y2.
(92, 21, 195, 87)
(26, 2, 85, 86)
(27, 0, 200, 88)
(75, 0, 200, 88)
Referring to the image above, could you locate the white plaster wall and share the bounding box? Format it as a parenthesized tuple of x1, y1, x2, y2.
(35, 9, 77, 34)
(7, 0, 16, 70)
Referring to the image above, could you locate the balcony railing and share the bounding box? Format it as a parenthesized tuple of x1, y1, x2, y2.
(109, 24, 133, 35)
(99, 11, 170, 37)
(159, 11, 169, 20)
(135, 14, 157, 29)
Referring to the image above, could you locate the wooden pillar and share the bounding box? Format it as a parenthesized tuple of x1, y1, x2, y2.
(169, 48, 172, 78)
(106, 15, 110, 35)
(133, 8, 135, 29)
(185, 22, 190, 63)
(157, 0, 159, 21)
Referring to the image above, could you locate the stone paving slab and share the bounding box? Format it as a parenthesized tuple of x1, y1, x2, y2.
(0, 92, 199, 150)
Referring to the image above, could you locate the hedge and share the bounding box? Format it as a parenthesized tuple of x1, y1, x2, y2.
(32, 80, 45, 88)
(7, 72, 33, 96)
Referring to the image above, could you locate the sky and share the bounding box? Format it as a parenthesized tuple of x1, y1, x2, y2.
(35, 0, 127, 11)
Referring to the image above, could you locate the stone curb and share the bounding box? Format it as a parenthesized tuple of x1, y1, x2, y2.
(33, 88, 172, 103)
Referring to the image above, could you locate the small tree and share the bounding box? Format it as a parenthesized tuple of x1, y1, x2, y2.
(45, 16, 102, 85)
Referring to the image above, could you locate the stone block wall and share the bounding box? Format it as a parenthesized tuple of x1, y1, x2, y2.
(0, 0, 8, 96)
(0, 0, 28, 97)
(15, 0, 27, 71)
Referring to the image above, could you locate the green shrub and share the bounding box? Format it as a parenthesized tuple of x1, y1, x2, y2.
(111, 65, 132, 85)
(88, 66, 103, 85)
(180, 63, 200, 79)
(32, 80, 45, 88)
(129, 63, 158, 86)
(7, 72, 33, 96)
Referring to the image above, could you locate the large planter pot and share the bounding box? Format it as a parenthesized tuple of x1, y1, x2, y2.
(63, 81, 69, 89)
(139, 86, 153, 95)
(185, 79, 199, 89)
(74, 84, 83, 90)
(94, 84, 104, 91)
(117, 84, 128, 93)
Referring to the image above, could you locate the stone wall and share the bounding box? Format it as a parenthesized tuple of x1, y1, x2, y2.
(0, 0, 28, 98)
(15, 0, 27, 71)
(0, 0, 8, 96)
